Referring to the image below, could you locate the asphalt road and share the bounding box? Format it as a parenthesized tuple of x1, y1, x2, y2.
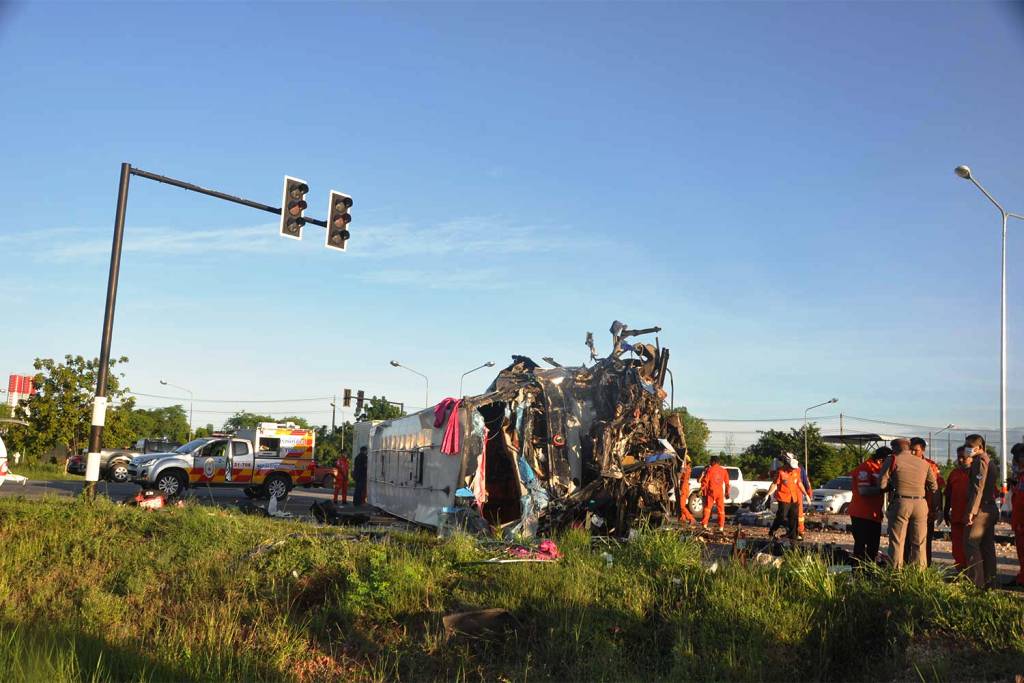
(0, 477, 371, 519)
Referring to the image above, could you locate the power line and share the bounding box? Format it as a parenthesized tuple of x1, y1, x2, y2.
(129, 391, 335, 403)
(700, 414, 841, 423)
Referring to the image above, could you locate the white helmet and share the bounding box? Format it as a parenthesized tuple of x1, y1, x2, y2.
(783, 451, 798, 468)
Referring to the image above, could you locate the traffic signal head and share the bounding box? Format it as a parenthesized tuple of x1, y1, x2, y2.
(326, 190, 353, 251)
(356, 390, 365, 414)
(343, 388, 352, 408)
(280, 176, 309, 240)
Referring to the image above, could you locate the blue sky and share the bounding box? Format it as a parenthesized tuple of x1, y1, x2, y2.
(2, 1, 1024, 434)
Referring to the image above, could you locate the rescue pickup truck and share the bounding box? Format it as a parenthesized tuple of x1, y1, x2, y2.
(128, 423, 315, 499)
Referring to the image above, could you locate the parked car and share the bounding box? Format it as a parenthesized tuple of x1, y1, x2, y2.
(685, 466, 773, 517)
(306, 460, 339, 489)
(66, 438, 182, 483)
(809, 476, 854, 514)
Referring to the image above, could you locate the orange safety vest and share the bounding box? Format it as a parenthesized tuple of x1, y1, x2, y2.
(772, 468, 805, 504)
(848, 458, 884, 522)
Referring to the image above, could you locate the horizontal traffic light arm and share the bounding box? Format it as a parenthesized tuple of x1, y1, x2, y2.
(130, 167, 328, 228)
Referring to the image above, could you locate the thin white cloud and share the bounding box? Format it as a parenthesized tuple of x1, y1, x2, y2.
(358, 267, 514, 290)
(11, 216, 593, 264)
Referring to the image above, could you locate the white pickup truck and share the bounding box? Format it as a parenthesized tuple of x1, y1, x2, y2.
(685, 466, 773, 517)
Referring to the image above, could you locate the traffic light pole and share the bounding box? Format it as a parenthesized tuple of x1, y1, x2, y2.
(83, 162, 333, 498)
(84, 162, 131, 499)
(129, 168, 328, 227)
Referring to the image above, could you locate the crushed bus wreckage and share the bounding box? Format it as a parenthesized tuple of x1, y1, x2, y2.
(365, 322, 687, 537)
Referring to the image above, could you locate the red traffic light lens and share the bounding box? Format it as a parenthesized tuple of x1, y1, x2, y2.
(288, 200, 307, 216)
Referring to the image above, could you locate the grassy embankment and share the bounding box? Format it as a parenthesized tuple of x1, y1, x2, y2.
(0, 496, 1021, 682)
(8, 461, 78, 481)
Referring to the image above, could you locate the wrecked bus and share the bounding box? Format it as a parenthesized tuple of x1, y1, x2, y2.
(366, 322, 687, 536)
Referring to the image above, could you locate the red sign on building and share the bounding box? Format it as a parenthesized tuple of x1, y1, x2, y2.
(6, 374, 35, 407)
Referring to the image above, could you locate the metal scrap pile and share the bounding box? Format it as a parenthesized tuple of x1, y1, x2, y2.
(471, 321, 687, 537)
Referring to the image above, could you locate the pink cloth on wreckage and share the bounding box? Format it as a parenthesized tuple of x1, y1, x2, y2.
(433, 397, 462, 455)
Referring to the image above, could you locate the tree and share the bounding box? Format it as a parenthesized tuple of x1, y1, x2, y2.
(738, 424, 867, 487)
(222, 412, 310, 432)
(315, 422, 354, 465)
(663, 407, 710, 464)
(127, 405, 190, 444)
(194, 423, 216, 438)
(7, 355, 135, 463)
(358, 396, 405, 421)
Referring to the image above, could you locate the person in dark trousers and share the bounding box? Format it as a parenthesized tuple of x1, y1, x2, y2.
(963, 434, 999, 588)
(353, 446, 368, 506)
(767, 452, 809, 542)
(905, 437, 944, 566)
(848, 446, 890, 566)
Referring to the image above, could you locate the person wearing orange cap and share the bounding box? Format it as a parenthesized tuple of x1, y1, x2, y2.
(678, 452, 696, 525)
(943, 445, 972, 572)
(699, 456, 730, 532)
(767, 452, 810, 542)
(332, 453, 351, 505)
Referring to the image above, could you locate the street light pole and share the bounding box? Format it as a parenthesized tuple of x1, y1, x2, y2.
(803, 398, 838, 478)
(159, 380, 193, 441)
(955, 165, 1023, 489)
(390, 361, 429, 410)
(459, 361, 495, 397)
(932, 423, 955, 464)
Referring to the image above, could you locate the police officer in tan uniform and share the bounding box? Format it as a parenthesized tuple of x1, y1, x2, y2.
(879, 438, 937, 569)
(963, 433, 1000, 588)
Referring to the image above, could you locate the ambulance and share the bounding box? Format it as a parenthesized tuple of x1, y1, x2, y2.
(128, 422, 315, 499)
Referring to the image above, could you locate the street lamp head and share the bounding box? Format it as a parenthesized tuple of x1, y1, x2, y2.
(389, 360, 400, 368)
(485, 361, 495, 367)
(829, 397, 839, 404)
(159, 380, 168, 385)
(954, 165, 972, 180)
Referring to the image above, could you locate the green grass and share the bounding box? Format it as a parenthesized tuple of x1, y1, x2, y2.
(10, 461, 78, 481)
(0, 497, 1021, 682)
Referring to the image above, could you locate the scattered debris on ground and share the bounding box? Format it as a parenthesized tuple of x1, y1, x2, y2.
(442, 608, 519, 641)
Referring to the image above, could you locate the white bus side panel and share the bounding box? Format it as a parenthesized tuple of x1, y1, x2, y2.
(367, 411, 462, 527)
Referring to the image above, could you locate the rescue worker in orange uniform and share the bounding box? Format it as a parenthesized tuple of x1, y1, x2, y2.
(1005, 443, 1024, 588)
(943, 446, 972, 572)
(332, 453, 351, 505)
(678, 452, 696, 524)
(848, 446, 890, 565)
(767, 452, 810, 541)
(700, 456, 730, 532)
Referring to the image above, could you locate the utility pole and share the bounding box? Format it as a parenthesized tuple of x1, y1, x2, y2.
(331, 396, 337, 433)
